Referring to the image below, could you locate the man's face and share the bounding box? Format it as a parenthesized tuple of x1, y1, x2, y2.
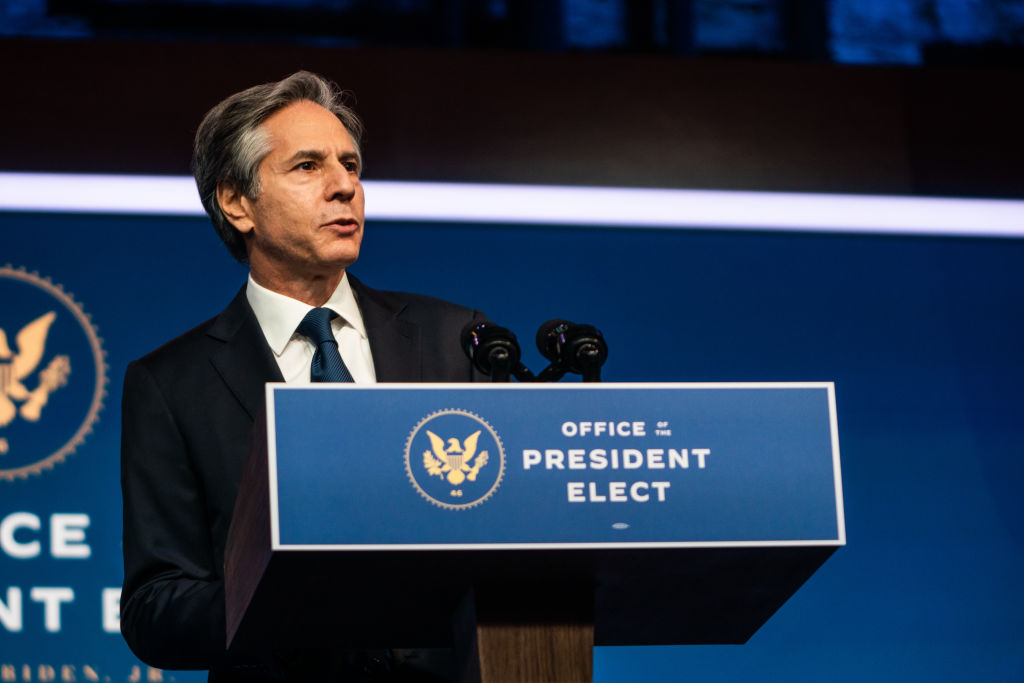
(234, 100, 364, 284)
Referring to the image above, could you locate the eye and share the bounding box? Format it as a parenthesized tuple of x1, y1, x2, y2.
(294, 160, 317, 171)
(343, 160, 360, 174)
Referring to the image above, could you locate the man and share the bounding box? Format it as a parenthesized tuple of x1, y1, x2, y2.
(120, 71, 482, 681)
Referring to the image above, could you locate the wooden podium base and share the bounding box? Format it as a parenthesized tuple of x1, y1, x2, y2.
(455, 591, 594, 683)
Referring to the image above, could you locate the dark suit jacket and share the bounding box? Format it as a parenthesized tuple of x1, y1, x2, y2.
(120, 275, 483, 680)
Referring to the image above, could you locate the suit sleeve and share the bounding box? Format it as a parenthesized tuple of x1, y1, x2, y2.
(120, 359, 232, 670)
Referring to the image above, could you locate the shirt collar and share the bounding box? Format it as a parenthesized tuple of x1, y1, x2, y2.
(246, 272, 368, 357)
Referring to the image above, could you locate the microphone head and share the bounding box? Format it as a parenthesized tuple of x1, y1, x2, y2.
(536, 319, 608, 374)
(536, 319, 573, 363)
(560, 323, 607, 374)
(461, 320, 521, 375)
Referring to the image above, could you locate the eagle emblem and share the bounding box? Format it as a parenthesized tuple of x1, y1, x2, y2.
(423, 429, 489, 485)
(405, 409, 505, 509)
(0, 311, 71, 428)
(0, 265, 106, 481)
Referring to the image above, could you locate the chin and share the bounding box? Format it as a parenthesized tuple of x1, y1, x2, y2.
(325, 237, 361, 262)
(324, 251, 361, 271)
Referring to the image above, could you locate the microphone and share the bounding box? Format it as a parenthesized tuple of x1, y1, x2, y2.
(536, 319, 572, 364)
(536, 319, 608, 382)
(461, 320, 522, 382)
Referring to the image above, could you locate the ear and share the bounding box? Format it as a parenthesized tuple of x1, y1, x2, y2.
(216, 181, 256, 235)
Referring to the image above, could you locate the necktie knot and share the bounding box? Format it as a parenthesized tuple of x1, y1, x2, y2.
(296, 307, 337, 346)
(296, 307, 354, 382)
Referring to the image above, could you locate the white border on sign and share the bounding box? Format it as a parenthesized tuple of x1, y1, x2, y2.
(264, 381, 846, 551)
(266, 388, 281, 551)
(2, 172, 1023, 238)
(827, 383, 847, 546)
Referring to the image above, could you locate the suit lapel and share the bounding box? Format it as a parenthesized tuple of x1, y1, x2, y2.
(350, 274, 422, 382)
(206, 287, 284, 420)
(202, 276, 420, 401)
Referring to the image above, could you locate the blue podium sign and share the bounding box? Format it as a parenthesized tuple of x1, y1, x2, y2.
(265, 383, 844, 550)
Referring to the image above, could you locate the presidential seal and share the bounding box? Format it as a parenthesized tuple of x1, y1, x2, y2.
(0, 266, 107, 480)
(404, 409, 505, 510)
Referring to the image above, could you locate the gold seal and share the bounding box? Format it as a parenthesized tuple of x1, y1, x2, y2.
(0, 265, 107, 480)
(404, 408, 505, 510)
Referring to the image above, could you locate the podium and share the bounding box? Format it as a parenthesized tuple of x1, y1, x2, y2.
(225, 383, 844, 682)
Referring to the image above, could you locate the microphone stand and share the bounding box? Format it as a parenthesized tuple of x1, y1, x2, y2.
(486, 347, 517, 383)
(577, 344, 604, 382)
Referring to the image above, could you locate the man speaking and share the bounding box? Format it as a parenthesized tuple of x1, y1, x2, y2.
(120, 72, 481, 681)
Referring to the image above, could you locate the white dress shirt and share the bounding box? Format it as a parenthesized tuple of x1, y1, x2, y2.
(245, 272, 376, 384)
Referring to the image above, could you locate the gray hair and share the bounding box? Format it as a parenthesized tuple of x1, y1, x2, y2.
(192, 71, 364, 263)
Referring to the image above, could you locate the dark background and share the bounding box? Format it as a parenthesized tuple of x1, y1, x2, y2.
(1, 0, 1023, 199)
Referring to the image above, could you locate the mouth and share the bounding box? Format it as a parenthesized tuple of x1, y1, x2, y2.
(323, 218, 360, 234)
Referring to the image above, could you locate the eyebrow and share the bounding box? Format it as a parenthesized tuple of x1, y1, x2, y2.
(283, 149, 327, 166)
(283, 149, 360, 166)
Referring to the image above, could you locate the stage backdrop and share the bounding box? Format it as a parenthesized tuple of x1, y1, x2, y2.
(2, 177, 1023, 682)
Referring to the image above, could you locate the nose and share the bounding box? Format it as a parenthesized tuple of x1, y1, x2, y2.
(325, 159, 358, 201)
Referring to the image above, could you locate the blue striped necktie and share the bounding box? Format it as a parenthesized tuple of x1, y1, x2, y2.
(296, 307, 355, 383)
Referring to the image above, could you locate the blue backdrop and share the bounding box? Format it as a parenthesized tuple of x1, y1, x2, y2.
(2, 208, 1022, 681)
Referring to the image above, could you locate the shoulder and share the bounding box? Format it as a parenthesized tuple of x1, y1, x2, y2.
(348, 274, 486, 381)
(388, 290, 479, 317)
(131, 316, 214, 374)
(350, 274, 482, 324)
(129, 288, 251, 379)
